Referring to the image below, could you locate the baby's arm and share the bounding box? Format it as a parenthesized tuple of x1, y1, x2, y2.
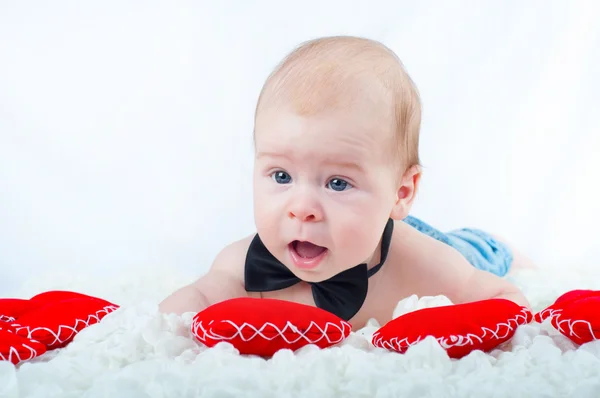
(399, 227, 531, 309)
(158, 239, 250, 315)
(449, 265, 530, 308)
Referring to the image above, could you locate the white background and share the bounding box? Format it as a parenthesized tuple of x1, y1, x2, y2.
(1, 1, 599, 296)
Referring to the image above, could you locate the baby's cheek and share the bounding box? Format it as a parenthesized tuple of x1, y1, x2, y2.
(253, 196, 280, 233)
(339, 220, 389, 263)
(253, 202, 272, 228)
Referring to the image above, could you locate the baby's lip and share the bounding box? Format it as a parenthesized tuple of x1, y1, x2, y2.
(289, 239, 328, 249)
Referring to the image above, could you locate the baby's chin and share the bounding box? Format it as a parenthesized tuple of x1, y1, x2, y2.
(291, 268, 339, 283)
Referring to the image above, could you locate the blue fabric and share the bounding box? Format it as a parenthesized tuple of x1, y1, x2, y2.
(402, 215, 513, 276)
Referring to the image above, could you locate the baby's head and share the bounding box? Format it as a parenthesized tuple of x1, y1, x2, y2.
(252, 36, 422, 282)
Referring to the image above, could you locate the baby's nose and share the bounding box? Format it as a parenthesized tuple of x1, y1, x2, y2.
(289, 211, 318, 222)
(287, 192, 323, 222)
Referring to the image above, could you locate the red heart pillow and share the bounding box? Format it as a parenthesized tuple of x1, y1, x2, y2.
(12, 296, 119, 349)
(555, 290, 598, 304)
(372, 298, 532, 359)
(535, 289, 600, 345)
(191, 297, 351, 357)
(534, 290, 599, 323)
(0, 328, 47, 365)
(0, 291, 105, 323)
(30, 290, 102, 303)
(0, 299, 36, 323)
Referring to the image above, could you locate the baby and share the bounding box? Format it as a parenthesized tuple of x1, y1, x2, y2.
(159, 36, 532, 330)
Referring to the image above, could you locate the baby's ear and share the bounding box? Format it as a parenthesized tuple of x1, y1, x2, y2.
(390, 165, 421, 220)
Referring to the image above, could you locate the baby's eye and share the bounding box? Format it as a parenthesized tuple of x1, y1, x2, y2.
(327, 178, 352, 192)
(271, 171, 292, 184)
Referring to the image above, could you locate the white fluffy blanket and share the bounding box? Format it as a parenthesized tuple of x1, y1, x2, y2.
(2, 267, 600, 398)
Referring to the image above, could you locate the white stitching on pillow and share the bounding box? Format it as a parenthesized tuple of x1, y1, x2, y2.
(192, 319, 351, 345)
(11, 305, 118, 348)
(553, 313, 599, 342)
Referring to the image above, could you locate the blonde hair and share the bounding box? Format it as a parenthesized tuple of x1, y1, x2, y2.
(254, 36, 421, 171)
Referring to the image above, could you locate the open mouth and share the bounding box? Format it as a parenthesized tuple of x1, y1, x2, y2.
(288, 240, 328, 269)
(292, 241, 327, 258)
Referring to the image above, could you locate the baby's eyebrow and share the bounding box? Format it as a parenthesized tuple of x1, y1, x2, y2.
(255, 151, 290, 161)
(256, 151, 364, 173)
(322, 159, 364, 173)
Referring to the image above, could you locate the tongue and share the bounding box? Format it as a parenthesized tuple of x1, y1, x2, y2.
(295, 241, 327, 258)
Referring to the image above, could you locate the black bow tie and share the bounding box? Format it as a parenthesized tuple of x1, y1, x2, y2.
(244, 219, 394, 321)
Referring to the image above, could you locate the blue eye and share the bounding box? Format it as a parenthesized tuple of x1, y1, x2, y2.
(328, 178, 351, 191)
(272, 171, 292, 184)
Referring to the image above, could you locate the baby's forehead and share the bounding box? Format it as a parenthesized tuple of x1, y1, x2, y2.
(254, 106, 396, 164)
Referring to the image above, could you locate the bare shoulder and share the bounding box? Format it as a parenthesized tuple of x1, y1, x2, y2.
(158, 233, 257, 314)
(385, 219, 471, 295)
(209, 233, 256, 277)
(189, 233, 257, 303)
(388, 219, 461, 267)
